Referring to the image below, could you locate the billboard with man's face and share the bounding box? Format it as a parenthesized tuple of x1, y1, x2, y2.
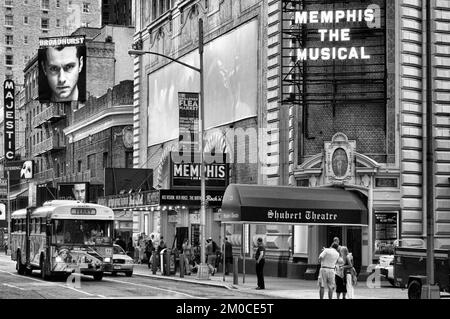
(57, 182, 89, 203)
(38, 36, 86, 102)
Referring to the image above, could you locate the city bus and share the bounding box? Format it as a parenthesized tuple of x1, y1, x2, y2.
(10, 200, 114, 281)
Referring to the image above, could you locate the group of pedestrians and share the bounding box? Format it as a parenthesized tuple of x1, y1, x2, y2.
(318, 237, 357, 299)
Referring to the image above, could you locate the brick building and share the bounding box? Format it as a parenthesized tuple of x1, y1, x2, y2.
(0, 0, 102, 111)
(130, 0, 450, 279)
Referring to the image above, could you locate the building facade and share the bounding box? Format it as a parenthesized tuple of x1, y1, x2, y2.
(129, 0, 450, 279)
(102, 0, 135, 26)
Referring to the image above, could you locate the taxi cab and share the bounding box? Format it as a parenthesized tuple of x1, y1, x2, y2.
(105, 244, 134, 276)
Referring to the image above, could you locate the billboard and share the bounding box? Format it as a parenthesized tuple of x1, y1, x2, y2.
(38, 36, 86, 102)
(104, 168, 153, 196)
(3, 80, 15, 161)
(57, 182, 89, 203)
(20, 160, 34, 179)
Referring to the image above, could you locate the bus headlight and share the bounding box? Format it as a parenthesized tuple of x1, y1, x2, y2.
(104, 257, 111, 263)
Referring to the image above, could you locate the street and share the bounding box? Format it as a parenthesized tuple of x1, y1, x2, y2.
(0, 254, 275, 299)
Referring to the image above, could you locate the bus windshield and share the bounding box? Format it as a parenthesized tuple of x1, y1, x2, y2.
(53, 220, 113, 246)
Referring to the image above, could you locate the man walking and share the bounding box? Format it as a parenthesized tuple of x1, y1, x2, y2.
(318, 242, 340, 299)
(223, 237, 233, 275)
(255, 237, 266, 290)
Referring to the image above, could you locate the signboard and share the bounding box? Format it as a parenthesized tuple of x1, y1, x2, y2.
(160, 189, 224, 207)
(38, 36, 86, 102)
(20, 160, 34, 179)
(178, 92, 199, 151)
(3, 80, 15, 161)
(57, 182, 89, 203)
(104, 168, 153, 196)
(374, 211, 399, 255)
(170, 152, 229, 190)
(221, 207, 367, 225)
(0, 203, 5, 221)
(97, 190, 159, 209)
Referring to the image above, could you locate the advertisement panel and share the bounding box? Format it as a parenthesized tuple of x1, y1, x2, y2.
(178, 92, 199, 151)
(147, 19, 258, 146)
(38, 36, 86, 102)
(104, 168, 153, 196)
(57, 182, 89, 203)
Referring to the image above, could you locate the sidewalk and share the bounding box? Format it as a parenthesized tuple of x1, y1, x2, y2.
(131, 263, 408, 299)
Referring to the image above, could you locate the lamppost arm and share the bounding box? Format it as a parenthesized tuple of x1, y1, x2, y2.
(128, 50, 201, 73)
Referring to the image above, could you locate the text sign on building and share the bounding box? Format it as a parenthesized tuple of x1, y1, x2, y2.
(160, 189, 224, 207)
(292, 7, 380, 61)
(3, 80, 15, 161)
(178, 92, 199, 151)
(170, 152, 229, 190)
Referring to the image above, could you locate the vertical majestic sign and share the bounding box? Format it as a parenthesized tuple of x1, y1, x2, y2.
(3, 80, 15, 161)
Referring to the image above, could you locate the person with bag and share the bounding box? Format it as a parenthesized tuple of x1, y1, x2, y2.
(341, 246, 356, 299)
(182, 238, 192, 275)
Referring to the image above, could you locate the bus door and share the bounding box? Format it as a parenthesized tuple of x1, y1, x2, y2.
(25, 207, 32, 265)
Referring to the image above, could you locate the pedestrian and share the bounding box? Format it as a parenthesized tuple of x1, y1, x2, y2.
(145, 238, 154, 266)
(138, 235, 145, 264)
(182, 238, 192, 275)
(206, 238, 216, 275)
(223, 237, 233, 275)
(318, 242, 340, 299)
(341, 246, 355, 299)
(332, 236, 342, 253)
(115, 236, 126, 251)
(126, 237, 135, 258)
(255, 237, 265, 290)
(335, 247, 347, 299)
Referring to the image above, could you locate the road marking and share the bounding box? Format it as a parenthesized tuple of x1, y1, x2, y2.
(103, 277, 206, 299)
(0, 269, 95, 297)
(3, 283, 26, 291)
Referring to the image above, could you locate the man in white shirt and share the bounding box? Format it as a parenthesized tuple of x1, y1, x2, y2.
(318, 242, 340, 299)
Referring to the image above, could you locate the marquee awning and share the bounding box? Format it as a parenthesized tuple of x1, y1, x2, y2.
(220, 184, 368, 226)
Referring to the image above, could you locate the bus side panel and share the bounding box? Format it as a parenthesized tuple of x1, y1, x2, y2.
(29, 234, 46, 266)
(10, 233, 26, 262)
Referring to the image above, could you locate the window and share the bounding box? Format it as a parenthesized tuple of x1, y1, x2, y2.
(56, 19, 60, 27)
(125, 151, 133, 168)
(5, 0, 13, 6)
(77, 160, 82, 173)
(56, 0, 60, 7)
(41, 18, 49, 29)
(83, 2, 90, 13)
(24, 16, 28, 24)
(5, 34, 13, 45)
(5, 15, 13, 26)
(87, 154, 96, 177)
(5, 55, 13, 65)
(24, 35, 28, 44)
(24, 0, 28, 4)
(41, 0, 49, 10)
(103, 152, 108, 168)
(68, 0, 72, 10)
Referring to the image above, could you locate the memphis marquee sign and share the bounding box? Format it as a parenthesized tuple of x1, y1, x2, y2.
(292, 8, 379, 61)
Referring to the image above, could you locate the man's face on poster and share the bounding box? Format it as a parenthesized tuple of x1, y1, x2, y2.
(42, 46, 83, 102)
(73, 184, 86, 202)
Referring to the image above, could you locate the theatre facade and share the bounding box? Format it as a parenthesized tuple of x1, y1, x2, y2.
(131, 0, 450, 278)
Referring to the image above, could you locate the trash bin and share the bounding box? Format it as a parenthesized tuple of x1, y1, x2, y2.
(160, 248, 176, 276)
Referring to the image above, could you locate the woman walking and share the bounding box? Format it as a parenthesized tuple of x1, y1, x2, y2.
(335, 248, 347, 299)
(341, 246, 355, 299)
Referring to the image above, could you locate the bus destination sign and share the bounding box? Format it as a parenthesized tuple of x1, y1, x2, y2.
(70, 208, 96, 215)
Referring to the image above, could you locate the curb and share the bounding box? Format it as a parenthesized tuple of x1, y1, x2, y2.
(133, 271, 236, 290)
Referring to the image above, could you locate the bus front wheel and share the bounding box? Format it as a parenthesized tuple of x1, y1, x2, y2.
(93, 272, 103, 281)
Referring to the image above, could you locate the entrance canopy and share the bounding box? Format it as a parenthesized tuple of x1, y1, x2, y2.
(220, 184, 368, 226)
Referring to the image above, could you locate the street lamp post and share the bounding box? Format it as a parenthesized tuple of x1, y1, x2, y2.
(129, 18, 210, 280)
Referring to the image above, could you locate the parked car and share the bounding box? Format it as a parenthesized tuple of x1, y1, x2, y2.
(105, 244, 134, 276)
(374, 239, 425, 287)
